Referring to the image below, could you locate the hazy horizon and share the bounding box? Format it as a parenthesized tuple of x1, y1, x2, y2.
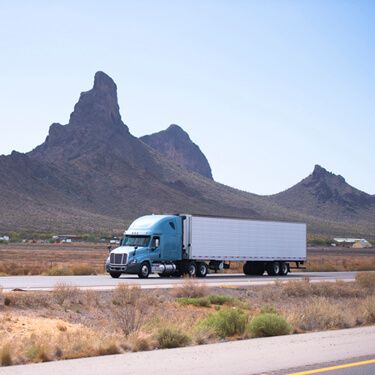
(1, 1, 374, 195)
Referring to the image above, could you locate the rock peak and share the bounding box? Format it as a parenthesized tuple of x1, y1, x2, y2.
(311, 164, 346, 183)
(69, 71, 124, 129)
(93, 71, 117, 92)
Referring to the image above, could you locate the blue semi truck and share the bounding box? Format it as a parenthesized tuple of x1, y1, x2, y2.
(106, 214, 306, 278)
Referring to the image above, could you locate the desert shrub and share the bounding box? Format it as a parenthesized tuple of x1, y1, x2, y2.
(198, 308, 248, 338)
(112, 284, 142, 306)
(282, 279, 312, 297)
(97, 344, 120, 356)
(248, 313, 291, 338)
(363, 296, 375, 324)
(176, 296, 211, 307)
(112, 304, 144, 336)
(156, 327, 191, 349)
(0, 345, 12, 366)
(25, 342, 50, 363)
(282, 279, 363, 299)
(356, 272, 375, 291)
(45, 266, 73, 276)
(71, 264, 97, 276)
(208, 294, 235, 305)
(111, 285, 150, 336)
(172, 279, 208, 298)
(130, 333, 154, 352)
(52, 283, 81, 305)
(294, 297, 353, 331)
(3, 291, 54, 308)
(260, 305, 278, 314)
(176, 294, 236, 307)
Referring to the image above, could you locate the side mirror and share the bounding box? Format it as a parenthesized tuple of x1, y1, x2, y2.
(155, 238, 160, 248)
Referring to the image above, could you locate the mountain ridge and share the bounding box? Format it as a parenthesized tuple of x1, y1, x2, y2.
(0, 71, 373, 237)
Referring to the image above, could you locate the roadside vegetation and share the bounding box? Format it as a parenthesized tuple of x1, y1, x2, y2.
(1, 273, 375, 366)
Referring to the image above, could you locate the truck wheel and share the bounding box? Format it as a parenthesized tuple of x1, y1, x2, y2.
(138, 262, 151, 279)
(196, 262, 208, 278)
(254, 262, 265, 276)
(266, 262, 280, 276)
(187, 262, 197, 277)
(279, 262, 288, 276)
(109, 272, 121, 279)
(243, 262, 251, 275)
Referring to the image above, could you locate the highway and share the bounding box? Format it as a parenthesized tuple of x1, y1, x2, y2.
(0, 271, 363, 291)
(1, 326, 374, 375)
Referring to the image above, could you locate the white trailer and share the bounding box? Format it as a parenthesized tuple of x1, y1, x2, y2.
(184, 215, 306, 276)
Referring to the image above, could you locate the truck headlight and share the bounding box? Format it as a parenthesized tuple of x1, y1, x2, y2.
(129, 259, 138, 264)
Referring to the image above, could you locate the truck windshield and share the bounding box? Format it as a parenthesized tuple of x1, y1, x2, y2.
(122, 236, 150, 247)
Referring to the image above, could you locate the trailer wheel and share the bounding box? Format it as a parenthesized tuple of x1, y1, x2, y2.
(254, 262, 265, 276)
(196, 262, 208, 278)
(138, 262, 151, 279)
(109, 272, 121, 279)
(266, 261, 280, 276)
(187, 262, 197, 277)
(279, 262, 288, 276)
(243, 262, 251, 275)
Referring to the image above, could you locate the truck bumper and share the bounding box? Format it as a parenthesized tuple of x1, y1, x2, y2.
(107, 263, 141, 274)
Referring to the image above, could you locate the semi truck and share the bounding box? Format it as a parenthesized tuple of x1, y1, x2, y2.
(106, 214, 306, 279)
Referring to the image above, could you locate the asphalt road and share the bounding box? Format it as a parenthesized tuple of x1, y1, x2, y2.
(1, 327, 374, 375)
(0, 271, 364, 291)
(282, 358, 375, 375)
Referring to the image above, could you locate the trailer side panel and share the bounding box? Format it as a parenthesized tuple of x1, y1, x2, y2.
(191, 216, 306, 261)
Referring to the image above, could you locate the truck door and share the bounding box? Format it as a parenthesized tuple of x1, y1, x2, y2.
(150, 236, 161, 261)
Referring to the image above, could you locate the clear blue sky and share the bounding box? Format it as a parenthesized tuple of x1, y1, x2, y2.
(1, 0, 374, 194)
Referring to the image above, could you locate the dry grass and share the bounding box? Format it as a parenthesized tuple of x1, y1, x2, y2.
(306, 255, 375, 272)
(356, 272, 375, 290)
(171, 278, 209, 298)
(0, 278, 374, 367)
(0, 242, 107, 276)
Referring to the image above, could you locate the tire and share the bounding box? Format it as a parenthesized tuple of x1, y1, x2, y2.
(243, 262, 251, 275)
(187, 262, 197, 277)
(243, 262, 264, 276)
(254, 262, 265, 276)
(138, 262, 151, 279)
(279, 262, 288, 276)
(266, 261, 280, 276)
(109, 272, 121, 279)
(196, 262, 208, 278)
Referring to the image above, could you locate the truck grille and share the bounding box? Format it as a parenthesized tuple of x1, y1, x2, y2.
(110, 253, 128, 265)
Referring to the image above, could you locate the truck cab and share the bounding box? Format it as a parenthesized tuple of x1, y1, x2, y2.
(106, 215, 184, 278)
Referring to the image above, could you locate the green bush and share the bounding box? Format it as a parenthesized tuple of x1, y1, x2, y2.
(249, 313, 291, 338)
(198, 308, 248, 338)
(177, 297, 211, 307)
(176, 294, 236, 308)
(208, 295, 235, 305)
(156, 327, 191, 349)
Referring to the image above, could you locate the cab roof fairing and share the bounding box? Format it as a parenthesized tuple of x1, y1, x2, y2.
(124, 215, 176, 236)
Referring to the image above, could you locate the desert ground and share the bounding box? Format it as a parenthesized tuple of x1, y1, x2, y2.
(0, 242, 374, 276)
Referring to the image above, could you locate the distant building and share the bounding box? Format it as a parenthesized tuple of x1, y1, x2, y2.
(333, 238, 372, 248)
(52, 235, 81, 243)
(0, 235, 10, 242)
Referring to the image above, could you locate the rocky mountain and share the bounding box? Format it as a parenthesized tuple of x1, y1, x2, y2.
(271, 165, 375, 225)
(0, 71, 374, 237)
(140, 124, 213, 179)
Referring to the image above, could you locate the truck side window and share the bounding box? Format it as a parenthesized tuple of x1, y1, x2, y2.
(152, 236, 160, 248)
(169, 221, 175, 230)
